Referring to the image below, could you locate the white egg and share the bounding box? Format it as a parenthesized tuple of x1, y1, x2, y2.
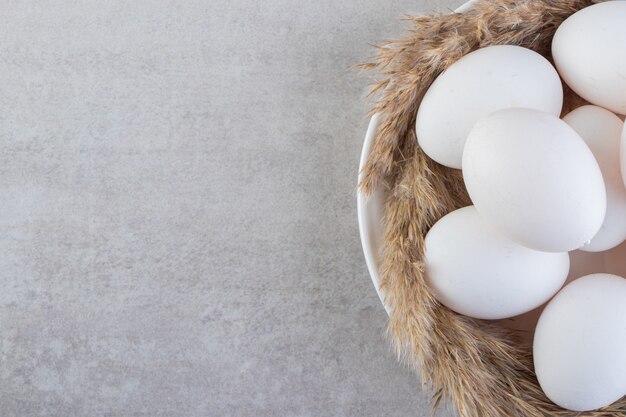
(424, 206, 569, 320)
(415, 45, 563, 169)
(604, 240, 626, 277)
(463, 108, 606, 252)
(563, 105, 626, 252)
(552, 1, 626, 114)
(534, 274, 626, 411)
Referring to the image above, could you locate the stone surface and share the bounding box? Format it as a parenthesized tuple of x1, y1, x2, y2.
(0, 0, 459, 415)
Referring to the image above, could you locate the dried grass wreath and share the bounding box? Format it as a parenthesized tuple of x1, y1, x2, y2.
(359, 0, 625, 415)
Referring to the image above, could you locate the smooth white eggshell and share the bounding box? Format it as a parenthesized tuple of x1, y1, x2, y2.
(424, 206, 569, 320)
(563, 105, 626, 252)
(552, 2, 626, 114)
(415, 45, 563, 169)
(463, 108, 606, 252)
(534, 274, 626, 411)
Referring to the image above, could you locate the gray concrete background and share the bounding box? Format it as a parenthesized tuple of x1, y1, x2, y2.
(0, 0, 459, 416)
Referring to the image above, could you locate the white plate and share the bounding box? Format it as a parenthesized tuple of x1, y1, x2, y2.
(357, 1, 477, 314)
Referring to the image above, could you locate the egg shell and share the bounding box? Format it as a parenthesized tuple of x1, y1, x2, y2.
(424, 206, 569, 320)
(534, 274, 626, 411)
(552, 1, 626, 114)
(563, 105, 626, 252)
(415, 45, 563, 169)
(463, 108, 606, 252)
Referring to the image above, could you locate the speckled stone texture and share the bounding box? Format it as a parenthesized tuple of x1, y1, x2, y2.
(0, 0, 459, 416)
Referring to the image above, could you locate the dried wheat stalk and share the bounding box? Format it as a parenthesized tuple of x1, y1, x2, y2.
(359, 0, 626, 415)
